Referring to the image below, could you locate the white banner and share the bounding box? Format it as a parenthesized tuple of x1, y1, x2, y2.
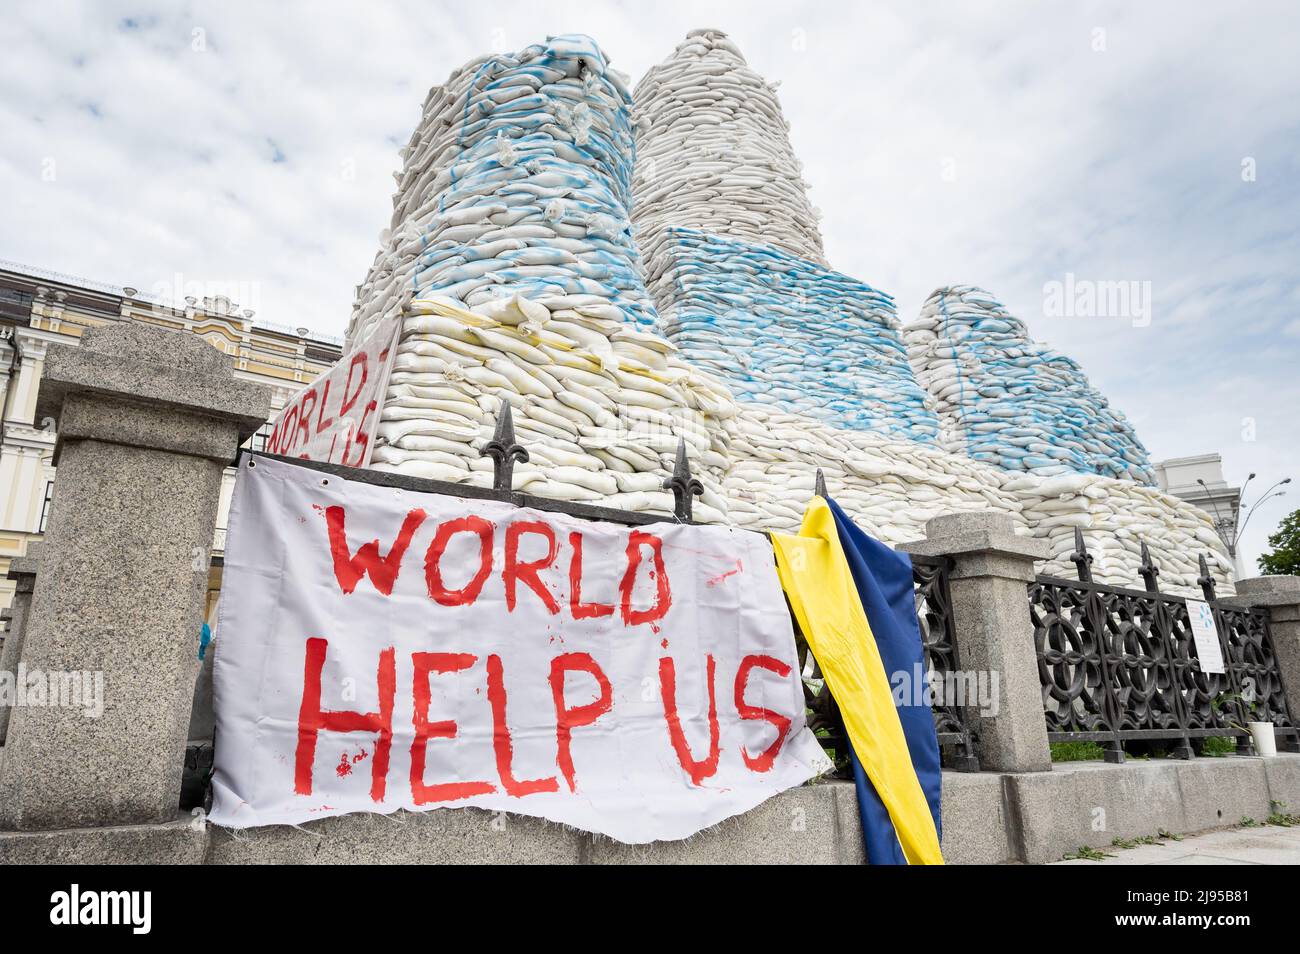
(265, 315, 399, 466)
(211, 455, 829, 842)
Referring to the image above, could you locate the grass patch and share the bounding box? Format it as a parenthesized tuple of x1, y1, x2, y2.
(1267, 801, 1300, 826)
(1051, 741, 1106, 762)
(1112, 832, 1176, 851)
(1063, 845, 1114, 861)
(1200, 736, 1237, 757)
(1050, 738, 1245, 762)
(1130, 834, 1165, 846)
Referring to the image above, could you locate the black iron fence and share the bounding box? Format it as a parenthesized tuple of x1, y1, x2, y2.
(234, 403, 1297, 781)
(913, 555, 981, 770)
(1030, 529, 1299, 762)
(801, 550, 980, 778)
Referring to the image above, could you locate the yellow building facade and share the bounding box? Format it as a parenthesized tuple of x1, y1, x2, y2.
(0, 261, 341, 611)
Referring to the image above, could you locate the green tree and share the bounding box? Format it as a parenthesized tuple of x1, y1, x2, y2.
(1258, 509, 1300, 575)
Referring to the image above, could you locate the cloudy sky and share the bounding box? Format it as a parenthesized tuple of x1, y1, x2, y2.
(3, 1, 1298, 567)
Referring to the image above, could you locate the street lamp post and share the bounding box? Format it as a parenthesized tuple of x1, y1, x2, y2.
(1197, 473, 1290, 572)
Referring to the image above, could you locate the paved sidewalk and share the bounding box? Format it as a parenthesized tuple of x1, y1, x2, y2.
(1053, 824, 1300, 865)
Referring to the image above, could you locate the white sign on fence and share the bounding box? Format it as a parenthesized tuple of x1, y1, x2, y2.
(1186, 598, 1225, 675)
(210, 455, 830, 842)
(264, 315, 400, 466)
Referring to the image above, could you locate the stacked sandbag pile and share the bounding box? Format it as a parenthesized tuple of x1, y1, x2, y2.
(1006, 472, 1235, 593)
(645, 229, 942, 442)
(723, 403, 1026, 541)
(374, 295, 738, 522)
(346, 33, 654, 342)
(343, 35, 738, 520)
(332, 30, 1229, 597)
(719, 408, 1232, 594)
(905, 286, 1155, 484)
(631, 27, 827, 304)
(631, 30, 939, 445)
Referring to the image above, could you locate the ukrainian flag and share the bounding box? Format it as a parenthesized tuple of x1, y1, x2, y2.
(772, 494, 943, 865)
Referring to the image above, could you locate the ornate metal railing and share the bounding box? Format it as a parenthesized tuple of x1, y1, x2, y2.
(913, 554, 980, 770)
(236, 404, 1300, 782)
(255, 401, 706, 528)
(799, 552, 977, 777)
(798, 473, 978, 777)
(186, 402, 1300, 809)
(1030, 529, 1299, 762)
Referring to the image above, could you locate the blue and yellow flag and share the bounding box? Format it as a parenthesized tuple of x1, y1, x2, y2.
(771, 495, 943, 865)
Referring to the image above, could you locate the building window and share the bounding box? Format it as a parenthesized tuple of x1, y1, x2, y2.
(242, 421, 274, 453)
(38, 480, 54, 532)
(0, 288, 34, 322)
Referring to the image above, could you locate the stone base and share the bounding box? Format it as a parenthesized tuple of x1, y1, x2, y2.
(1001, 755, 1297, 864)
(938, 770, 1014, 864)
(585, 782, 861, 865)
(0, 814, 208, 864)
(207, 782, 863, 865)
(208, 805, 584, 865)
(4, 757, 1298, 864)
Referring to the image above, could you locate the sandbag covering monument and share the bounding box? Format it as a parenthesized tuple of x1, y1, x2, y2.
(339, 30, 1229, 595)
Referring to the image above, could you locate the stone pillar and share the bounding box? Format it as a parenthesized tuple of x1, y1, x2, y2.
(1234, 576, 1300, 744)
(901, 511, 1053, 773)
(0, 546, 42, 744)
(0, 323, 267, 830)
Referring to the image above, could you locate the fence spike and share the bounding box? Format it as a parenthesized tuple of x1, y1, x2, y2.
(814, 468, 827, 499)
(1138, 539, 1161, 593)
(482, 400, 529, 493)
(663, 436, 703, 522)
(1197, 553, 1217, 602)
(1069, 526, 1094, 583)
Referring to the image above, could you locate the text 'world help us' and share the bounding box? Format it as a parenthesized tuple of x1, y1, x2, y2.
(294, 505, 798, 805)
